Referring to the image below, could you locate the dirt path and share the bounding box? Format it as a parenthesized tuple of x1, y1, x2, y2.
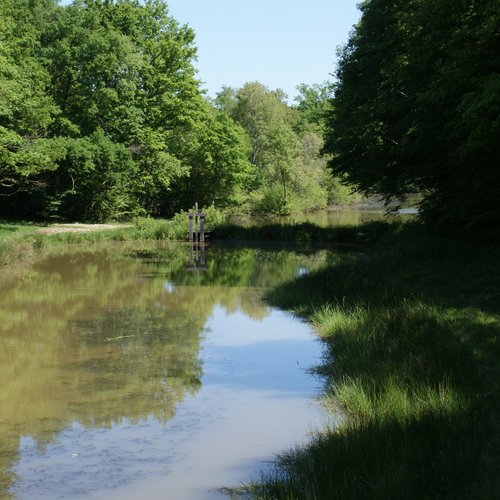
(38, 223, 133, 235)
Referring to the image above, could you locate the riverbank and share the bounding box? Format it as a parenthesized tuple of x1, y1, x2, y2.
(2, 216, 498, 498)
(0, 214, 192, 281)
(244, 222, 500, 499)
(0, 210, 385, 282)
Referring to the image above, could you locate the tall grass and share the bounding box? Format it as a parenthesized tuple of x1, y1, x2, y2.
(0, 206, 229, 281)
(246, 222, 500, 499)
(0, 221, 45, 281)
(211, 220, 391, 246)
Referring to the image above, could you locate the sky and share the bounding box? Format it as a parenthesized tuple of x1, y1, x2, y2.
(167, 0, 361, 101)
(59, 0, 362, 102)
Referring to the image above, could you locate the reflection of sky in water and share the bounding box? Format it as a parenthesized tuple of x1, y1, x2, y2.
(201, 305, 323, 396)
(297, 266, 309, 277)
(205, 304, 315, 346)
(11, 302, 326, 500)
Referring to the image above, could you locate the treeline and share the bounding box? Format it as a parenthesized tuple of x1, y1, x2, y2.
(325, 0, 500, 230)
(0, 0, 343, 222)
(213, 81, 352, 214)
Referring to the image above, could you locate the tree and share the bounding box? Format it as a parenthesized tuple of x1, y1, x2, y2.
(0, 0, 62, 211)
(212, 85, 238, 116)
(325, 0, 500, 229)
(52, 0, 252, 218)
(294, 81, 353, 205)
(294, 81, 334, 133)
(215, 81, 339, 213)
(228, 81, 291, 168)
(168, 104, 252, 211)
(0, 0, 252, 220)
(40, 0, 200, 218)
(262, 122, 301, 210)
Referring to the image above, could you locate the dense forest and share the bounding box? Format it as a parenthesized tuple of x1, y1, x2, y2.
(326, 0, 500, 230)
(1, 0, 498, 229)
(0, 0, 342, 222)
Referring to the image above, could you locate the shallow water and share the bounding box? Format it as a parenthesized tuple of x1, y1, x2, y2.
(0, 243, 330, 499)
(228, 205, 417, 228)
(229, 207, 385, 228)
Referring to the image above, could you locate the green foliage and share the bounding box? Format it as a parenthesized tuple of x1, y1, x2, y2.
(168, 107, 252, 211)
(249, 223, 500, 498)
(45, 131, 140, 221)
(215, 81, 352, 214)
(326, 0, 500, 230)
(323, 171, 355, 205)
(262, 122, 301, 210)
(250, 184, 287, 214)
(0, 0, 61, 201)
(294, 81, 334, 133)
(0, 0, 250, 221)
(0, 0, 355, 222)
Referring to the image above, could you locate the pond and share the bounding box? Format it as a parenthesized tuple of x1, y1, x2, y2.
(229, 205, 417, 228)
(0, 242, 333, 499)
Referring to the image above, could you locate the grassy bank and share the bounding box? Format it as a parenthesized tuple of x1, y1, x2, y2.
(2, 215, 498, 498)
(0, 210, 383, 281)
(0, 209, 230, 280)
(244, 222, 500, 499)
(211, 219, 391, 246)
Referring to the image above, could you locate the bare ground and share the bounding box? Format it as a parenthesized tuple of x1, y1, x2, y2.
(38, 223, 133, 235)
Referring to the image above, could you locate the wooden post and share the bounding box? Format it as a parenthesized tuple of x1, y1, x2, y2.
(189, 242, 194, 266)
(188, 214, 194, 242)
(186, 203, 207, 272)
(199, 214, 205, 243)
(187, 202, 206, 244)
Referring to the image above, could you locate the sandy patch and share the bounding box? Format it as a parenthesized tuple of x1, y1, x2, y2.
(38, 223, 133, 235)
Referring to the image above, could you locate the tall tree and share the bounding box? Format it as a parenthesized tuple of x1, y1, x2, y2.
(325, 0, 500, 229)
(0, 0, 63, 213)
(40, 0, 200, 218)
(215, 81, 341, 213)
(262, 122, 301, 209)
(227, 81, 291, 168)
(167, 104, 252, 211)
(294, 81, 334, 133)
(0, 0, 251, 220)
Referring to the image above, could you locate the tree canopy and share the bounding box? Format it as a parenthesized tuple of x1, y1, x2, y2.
(325, 0, 500, 230)
(0, 0, 252, 220)
(214, 81, 350, 213)
(0, 0, 345, 221)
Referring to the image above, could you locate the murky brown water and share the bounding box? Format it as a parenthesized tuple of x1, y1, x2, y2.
(0, 243, 331, 499)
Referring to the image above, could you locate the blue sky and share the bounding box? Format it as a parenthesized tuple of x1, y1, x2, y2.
(59, 0, 361, 101)
(168, 0, 361, 100)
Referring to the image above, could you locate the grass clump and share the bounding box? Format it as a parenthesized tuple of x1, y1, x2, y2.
(0, 206, 230, 280)
(132, 206, 229, 240)
(0, 221, 46, 281)
(245, 223, 499, 499)
(211, 220, 391, 247)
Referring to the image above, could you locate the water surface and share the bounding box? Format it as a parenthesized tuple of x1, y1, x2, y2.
(0, 243, 329, 499)
(228, 205, 417, 228)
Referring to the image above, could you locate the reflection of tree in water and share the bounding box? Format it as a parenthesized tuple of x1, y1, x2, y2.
(135, 246, 323, 283)
(0, 242, 329, 497)
(66, 305, 203, 426)
(0, 246, 204, 496)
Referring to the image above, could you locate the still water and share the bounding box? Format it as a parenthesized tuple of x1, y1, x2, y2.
(0, 243, 330, 499)
(228, 206, 417, 228)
